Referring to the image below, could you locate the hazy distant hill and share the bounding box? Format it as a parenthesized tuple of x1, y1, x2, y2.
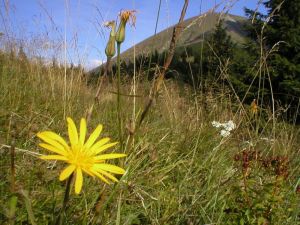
(91, 12, 247, 73)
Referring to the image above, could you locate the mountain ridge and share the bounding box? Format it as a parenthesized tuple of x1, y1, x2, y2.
(91, 12, 247, 73)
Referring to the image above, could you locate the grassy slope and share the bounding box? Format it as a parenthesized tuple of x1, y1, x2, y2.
(0, 53, 299, 224)
(91, 12, 247, 74)
(120, 13, 246, 60)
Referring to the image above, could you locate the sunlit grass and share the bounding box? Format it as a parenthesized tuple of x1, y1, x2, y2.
(0, 1, 300, 224)
(0, 52, 299, 224)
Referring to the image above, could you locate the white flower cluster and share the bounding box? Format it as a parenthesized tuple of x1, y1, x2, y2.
(212, 120, 236, 137)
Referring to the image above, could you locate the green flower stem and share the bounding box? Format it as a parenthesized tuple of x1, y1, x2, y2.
(10, 140, 16, 193)
(55, 173, 73, 225)
(117, 42, 123, 151)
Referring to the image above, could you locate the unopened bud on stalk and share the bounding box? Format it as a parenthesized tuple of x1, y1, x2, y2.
(104, 21, 116, 58)
(115, 10, 136, 44)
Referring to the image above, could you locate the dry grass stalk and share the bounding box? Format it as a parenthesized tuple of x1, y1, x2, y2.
(137, 0, 189, 129)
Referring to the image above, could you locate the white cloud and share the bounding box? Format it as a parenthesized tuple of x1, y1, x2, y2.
(85, 59, 104, 70)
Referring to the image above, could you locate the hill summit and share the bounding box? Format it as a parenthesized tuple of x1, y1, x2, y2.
(92, 12, 247, 73)
(121, 12, 246, 59)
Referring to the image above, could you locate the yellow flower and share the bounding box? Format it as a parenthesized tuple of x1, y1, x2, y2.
(250, 99, 258, 116)
(37, 117, 126, 194)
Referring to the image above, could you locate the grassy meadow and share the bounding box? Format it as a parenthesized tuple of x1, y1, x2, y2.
(1, 47, 299, 225)
(0, 3, 300, 225)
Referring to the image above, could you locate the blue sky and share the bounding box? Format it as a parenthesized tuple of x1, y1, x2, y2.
(0, 0, 266, 69)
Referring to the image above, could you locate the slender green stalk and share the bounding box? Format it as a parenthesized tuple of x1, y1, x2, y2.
(9, 117, 16, 193)
(10, 140, 15, 193)
(115, 192, 122, 225)
(55, 173, 73, 225)
(117, 42, 123, 151)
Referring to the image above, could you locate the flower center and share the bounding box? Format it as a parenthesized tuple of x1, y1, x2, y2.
(68, 144, 94, 169)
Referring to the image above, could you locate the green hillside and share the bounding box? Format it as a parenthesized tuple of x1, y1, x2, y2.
(121, 13, 245, 58)
(91, 12, 247, 74)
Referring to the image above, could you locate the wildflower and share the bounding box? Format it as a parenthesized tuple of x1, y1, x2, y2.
(250, 99, 258, 116)
(104, 20, 116, 58)
(37, 117, 126, 194)
(223, 120, 236, 132)
(220, 130, 231, 137)
(115, 10, 136, 44)
(212, 120, 236, 137)
(211, 121, 222, 128)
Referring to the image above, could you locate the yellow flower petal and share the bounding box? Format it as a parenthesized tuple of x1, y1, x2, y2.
(84, 124, 103, 148)
(67, 117, 79, 146)
(75, 168, 83, 194)
(92, 170, 110, 184)
(90, 137, 111, 152)
(39, 143, 68, 156)
(94, 153, 127, 161)
(96, 169, 119, 182)
(82, 168, 95, 177)
(37, 133, 67, 153)
(40, 155, 69, 161)
(93, 164, 125, 174)
(79, 118, 87, 145)
(92, 142, 118, 155)
(59, 165, 76, 181)
(37, 131, 69, 149)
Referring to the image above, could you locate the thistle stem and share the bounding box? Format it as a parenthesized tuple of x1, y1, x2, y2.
(117, 42, 123, 151)
(55, 173, 73, 225)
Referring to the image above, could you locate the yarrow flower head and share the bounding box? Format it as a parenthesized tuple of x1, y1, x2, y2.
(212, 120, 236, 137)
(37, 117, 126, 194)
(223, 120, 236, 132)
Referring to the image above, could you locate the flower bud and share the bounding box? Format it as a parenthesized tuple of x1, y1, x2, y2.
(104, 21, 116, 58)
(115, 10, 136, 44)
